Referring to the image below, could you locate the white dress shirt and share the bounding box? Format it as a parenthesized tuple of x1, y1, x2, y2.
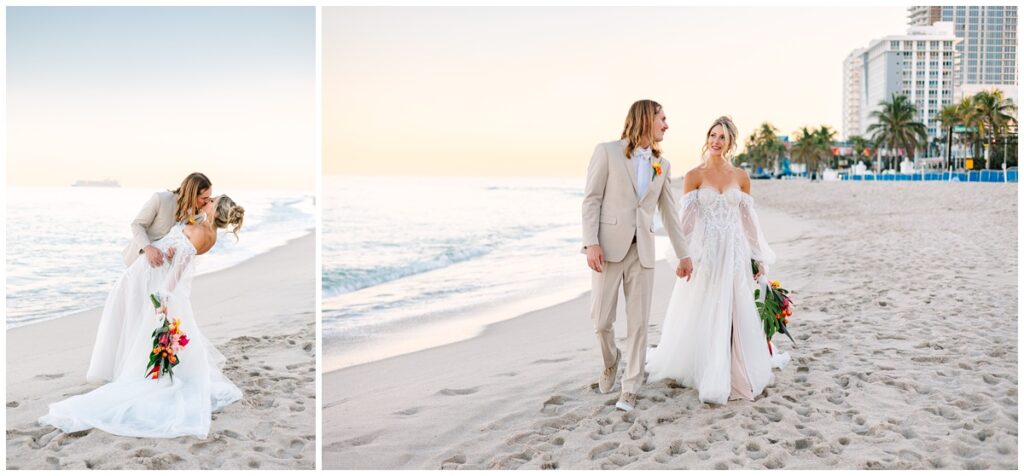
(633, 146, 653, 198)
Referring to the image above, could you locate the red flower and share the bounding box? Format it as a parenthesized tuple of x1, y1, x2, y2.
(178, 335, 190, 347)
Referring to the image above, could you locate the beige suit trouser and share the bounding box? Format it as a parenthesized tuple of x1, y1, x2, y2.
(591, 242, 653, 394)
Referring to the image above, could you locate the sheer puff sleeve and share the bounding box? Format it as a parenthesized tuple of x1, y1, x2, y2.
(738, 193, 775, 273)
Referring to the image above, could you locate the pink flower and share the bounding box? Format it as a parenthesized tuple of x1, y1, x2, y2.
(178, 334, 190, 348)
(159, 333, 170, 346)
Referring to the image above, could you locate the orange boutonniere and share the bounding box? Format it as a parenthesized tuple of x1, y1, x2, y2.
(651, 160, 663, 181)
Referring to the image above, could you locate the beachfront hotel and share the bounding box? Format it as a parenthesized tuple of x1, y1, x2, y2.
(842, 48, 866, 140)
(842, 22, 958, 143)
(908, 6, 1018, 104)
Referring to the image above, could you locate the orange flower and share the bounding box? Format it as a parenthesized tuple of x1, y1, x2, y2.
(161, 351, 167, 358)
(651, 161, 663, 180)
(153, 347, 160, 354)
(170, 356, 177, 364)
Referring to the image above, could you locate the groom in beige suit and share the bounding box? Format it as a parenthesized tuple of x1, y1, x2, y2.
(122, 172, 212, 267)
(582, 100, 692, 412)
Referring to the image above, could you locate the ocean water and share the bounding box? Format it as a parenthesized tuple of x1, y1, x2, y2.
(322, 175, 603, 369)
(6, 187, 315, 329)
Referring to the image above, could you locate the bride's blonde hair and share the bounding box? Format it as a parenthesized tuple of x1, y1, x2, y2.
(213, 195, 245, 240)
(700, 116, 739, 164)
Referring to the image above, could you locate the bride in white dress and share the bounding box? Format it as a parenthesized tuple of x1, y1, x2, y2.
(646, 116, 788, 405)
(39, 195, 246, 438)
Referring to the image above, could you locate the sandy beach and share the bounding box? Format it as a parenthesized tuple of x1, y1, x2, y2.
(323, 181, 1017, 470)
(6, 234, 316, 470)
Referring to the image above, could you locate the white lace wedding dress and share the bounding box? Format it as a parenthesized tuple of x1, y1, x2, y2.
(646, 185, 789, 404)
(39, 224, 242, 438)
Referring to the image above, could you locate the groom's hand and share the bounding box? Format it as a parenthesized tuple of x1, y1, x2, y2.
(676, 257, 693, 281)
(586, 245, 605, 273)
(143, 245, 165, 267)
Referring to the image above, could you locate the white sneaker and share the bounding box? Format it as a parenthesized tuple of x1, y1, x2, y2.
(615, 392, 637, 412)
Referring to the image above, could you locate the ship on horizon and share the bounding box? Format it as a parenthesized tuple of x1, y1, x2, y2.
(71, 179, 120, 188)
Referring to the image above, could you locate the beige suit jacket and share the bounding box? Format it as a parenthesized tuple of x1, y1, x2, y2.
(581, 139, 689, 268)
(122, 191, 178, 267)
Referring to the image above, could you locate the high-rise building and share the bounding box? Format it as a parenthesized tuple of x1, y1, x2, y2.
(843, 22, 959, 146)
(908, 6, 1017, 103)
(843, 49, 866, 140)
(909, 6, 942, 27)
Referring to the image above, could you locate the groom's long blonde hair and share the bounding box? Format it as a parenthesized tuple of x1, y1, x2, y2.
(172, 173, 212, 224)
(621, 100, 663, 160)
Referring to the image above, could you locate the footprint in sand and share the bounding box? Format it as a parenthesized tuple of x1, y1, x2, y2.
(189, 437, 227, 457)
(436, 387, 479, 396)
(541, 395, 569, 414)
(589, 442, 619, 460)
(7, 401, 19, 408)
(394, 407, 421, 416)
(326, 432, 378, 450)
(34, 373, 64, 380)
(441, 454, 466, 469)
(221, 429, 243, 440)
(531, 357, 571, 364)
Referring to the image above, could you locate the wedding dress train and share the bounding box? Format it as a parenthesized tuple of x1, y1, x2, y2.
(39, 224, 241, 438)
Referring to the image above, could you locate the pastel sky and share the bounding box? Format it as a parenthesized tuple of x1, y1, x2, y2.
(7, 7, 315, 190)
(323, 6, 909, 177)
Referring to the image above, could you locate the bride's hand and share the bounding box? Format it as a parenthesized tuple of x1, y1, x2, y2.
(753, 261, 765, 281)
(676, 257, 693, 281)
(166, 246, 176, 262)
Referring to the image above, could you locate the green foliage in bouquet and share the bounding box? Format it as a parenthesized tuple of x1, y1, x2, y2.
(752, 260, 796, 346)
(146, 293, 189, 380)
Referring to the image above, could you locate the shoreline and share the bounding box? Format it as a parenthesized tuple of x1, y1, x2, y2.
(323, 181, 1017, 470)
(323, 285, 591, 372)
(323, 187, 812, 469)
(7, 233, 316, 470)
(5, 229, 314, 331)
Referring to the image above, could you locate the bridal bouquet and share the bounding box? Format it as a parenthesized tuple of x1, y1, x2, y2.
(146, 293, 190, 380)
(752, 260, 795, 355)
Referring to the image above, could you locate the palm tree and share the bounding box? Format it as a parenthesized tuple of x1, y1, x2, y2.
(936, 101, 966, 169)
(791, 127, 819, 180)
(971, 90, 1017, 169)
(866, 93, 928, 171)
(955, 97, 979, 169)
(756, 122, 786, 173)
(849, 135, 872, 170)
(741, 122, 786, 174)
(814, 126, 837, 173)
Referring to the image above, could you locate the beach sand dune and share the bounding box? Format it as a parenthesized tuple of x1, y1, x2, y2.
(7, 235, 316, 470)
(324, 182, 1017, 470)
